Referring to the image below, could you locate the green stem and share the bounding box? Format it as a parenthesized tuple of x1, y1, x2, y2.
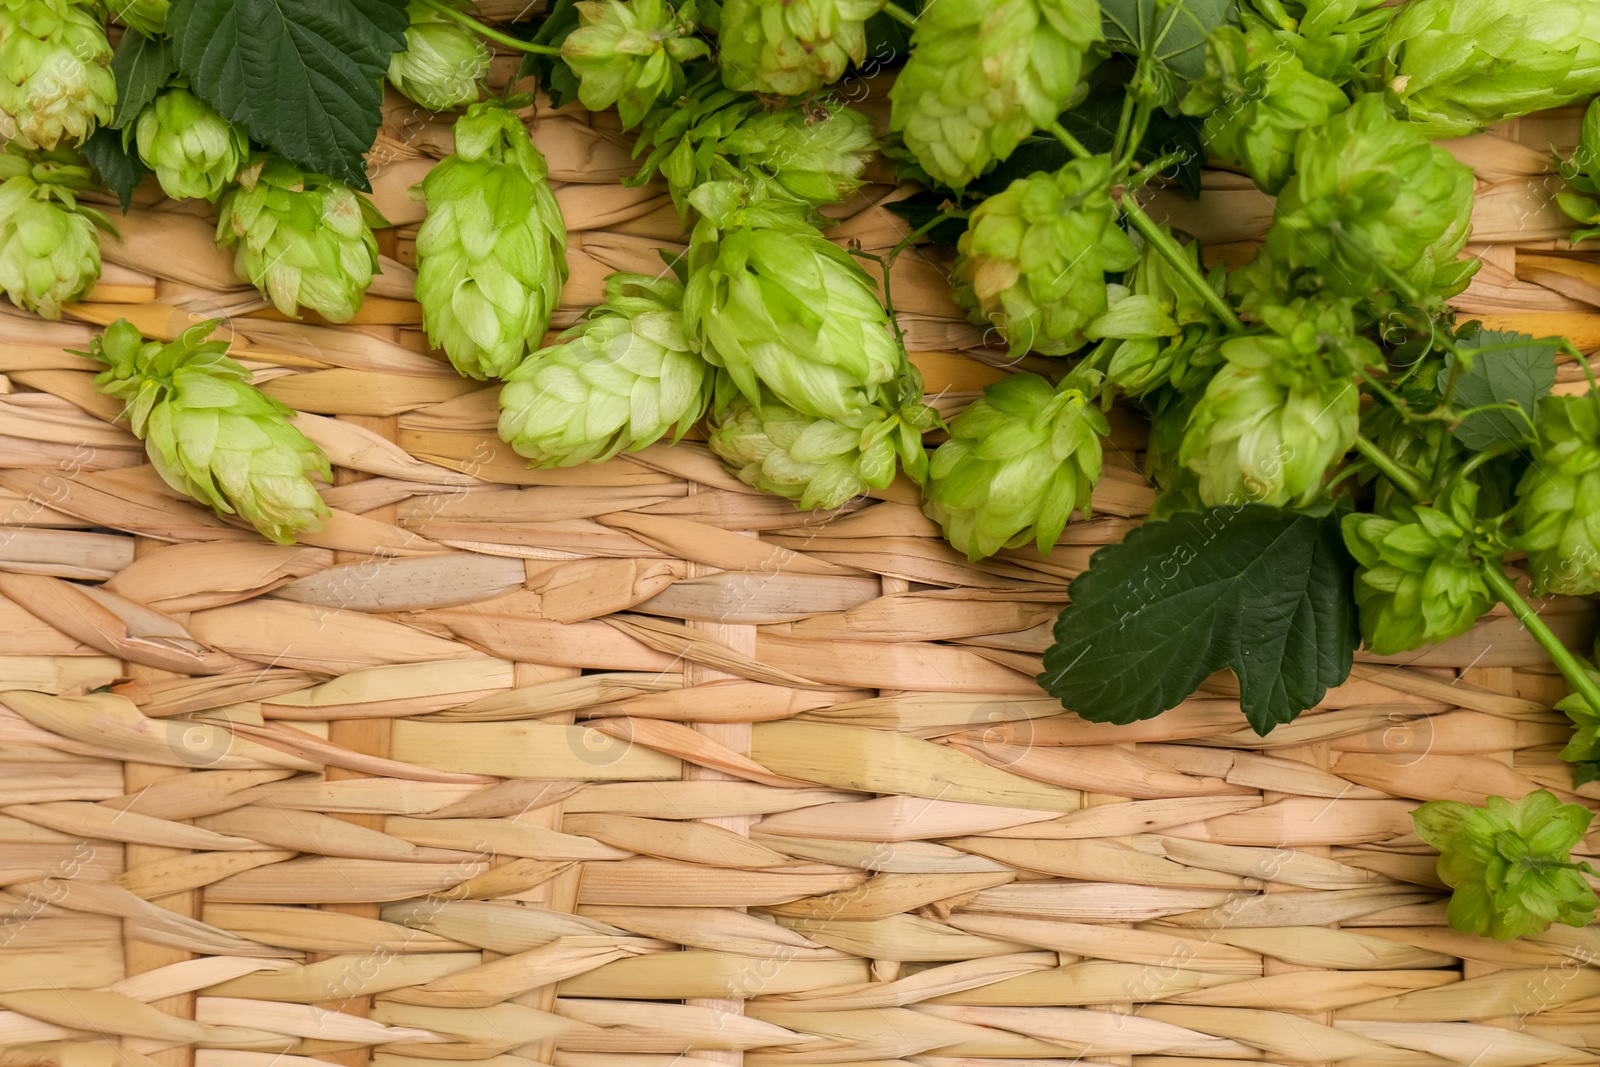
(415, 0, 563, 53)
(1353, 434, 1425, 501)
(1117, 194, 1243, 332)
(1482, 563, 1600, 716)
(1126, 151, 1185, 191)
(884, 2, 919, 28)
(1048, 121, 1095, 162)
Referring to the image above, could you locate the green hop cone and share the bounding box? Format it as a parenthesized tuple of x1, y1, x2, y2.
(1179, 23, 1349, 195)
(132, 86, 248, 201)
(1412, 791, 1598, 941)
(718, 103, 878, 207)
(951, 157, 1137, 358)
(87, 318, 331, 544)
(707, 368, 936, 511)
(217, 155, 384, 324)
(497, 271, 711, 466)
(0, 0, 115, 150)
(112, 0, 167, 35)
(563, 0, 709, 129)
(684, 196, 904, 423)
(1514, 394, 1600, 595)
(0, 147, 109, 319)
(1179, 297, 1369, 508)
(1558, 99, 1600, 245)
(1102, 229, 1225, 396)
(718, 0, 882, 97)
(1342, 480, 1500, 655)
(387, 0, 492, 112)
(923, 368, 1107, 561)
(889, 0, 1101, 188)
(414, 103, 568, 380)
(1242, 0, 1393, 85)
(1267, 94, 1477, 304)
(1383, 0, 1600, 138)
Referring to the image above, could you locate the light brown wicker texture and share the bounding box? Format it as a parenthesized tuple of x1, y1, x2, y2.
(0, 82, 1598, 1067)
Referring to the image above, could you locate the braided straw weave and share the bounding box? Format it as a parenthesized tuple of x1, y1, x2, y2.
(1, 71, 1599, 1067)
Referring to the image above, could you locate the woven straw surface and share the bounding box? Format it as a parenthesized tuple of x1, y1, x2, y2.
(2, 77, 1600, 1067)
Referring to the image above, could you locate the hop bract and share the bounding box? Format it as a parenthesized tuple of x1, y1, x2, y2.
(1102, 229, 1225, 396)
(708, 368, 935, 511)
(88, 319, 331, 544)
(1267, 94, 1476, 304)
(414, 103, 568, 380)
(719, 0, 882, 97)
(134, 86, 248, 201)
(1342, 480, 1498, 655)
(498, 271, 710, 467)
(1515, 394, 1600, 595)
(388, 0, 491, 112)
(1383, 0, 1600, 138)
(952, 157, 1137, 357)
(1179, 298, 1369, 508)
(923, 369, 1107, 561)
(564, 0, 708, 129)
(889, 0, 1101, 188)
(684, 200, 904, 424)
(1180, 23, 1348, 194)
(1412, 791, 1597, 941)
(0, 147, 108, 319)
(0, 0, 115, 150)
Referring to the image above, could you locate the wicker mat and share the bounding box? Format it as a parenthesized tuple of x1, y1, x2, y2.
(0, 84, 1598, 1067)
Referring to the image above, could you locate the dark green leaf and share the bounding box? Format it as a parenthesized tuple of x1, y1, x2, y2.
(109, 32, 177, 131)
(82, 127, 150, 211)
(169, 0, 407, 190)
(1438, 325, 1559, 453)
(1574, 761, 1600, 787)
(1098, 0, 1236, 86)
(883, 191, 969, 247)
(520, 0, 583, 109)
(860, 7, 912, 69)
(1040, 504, 1358, 735)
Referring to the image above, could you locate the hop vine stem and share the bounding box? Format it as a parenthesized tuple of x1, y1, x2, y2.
(884, 3, 919, 29)
(1482, 564, 1600, 719)
(414, 0, 563, 54)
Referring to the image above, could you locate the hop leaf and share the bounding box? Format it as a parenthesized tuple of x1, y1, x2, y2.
(1514, 394, 1600, 595)
(684, 216, 906, 424)
(1179, 297, 1368, 508)
(133, 85, 248, 200)
(1383, 0, 1600, 138)
(1179, 23, 1349, 194)
(498, 271, 711, 466)
(563, 0, 708, 129)
(0, 147, 109, 319)
(889, 0, 1101, 188)
(87, 318, 331, 544)
(923, 369, 1107, 561)
(718, 0, 882, 97)
(216, 154, 384, 323)
(388, 0, 492, 112)
(951, 157, 1137, 357)
(1342, 480, 1500, 655)
(414, 103, 568, 380)
(0, 0, 116, 150)
(1412, 791, 1597, 941)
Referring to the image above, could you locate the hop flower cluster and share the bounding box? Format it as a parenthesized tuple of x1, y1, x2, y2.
(718, 0, 883, 98)
(1514, 394, 1600, 596)
(563, 0, 709, 129)
(388, 0, 492, 112)
(0, 144, 108, 319)
(134, 86, 249, 201)
(0, 0, 114, 150)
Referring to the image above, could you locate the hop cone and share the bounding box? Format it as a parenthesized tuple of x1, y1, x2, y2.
(1342, 480, 1498, 655)
(1179, 298, 1369, 507)
(1383, 0, 1600, 138)
(1557, 99, 1600, 244)
(708, 368, 935, 511)
(498, 271, 711, 466)
(719, 0, 883, 97)
(889, 0, 1101, 188)
(112, 0, 167, 35)
(1242, 0, 1393, 85)
(388, 0, 491, 112)
(923, 368, 1107, 561)
(88, 318, 331, 544)
(1515, 394, 1600, 595)
(563, 0, 709, 129)
(951, 157, 1136, 357)
(0, 0, 115, 150)
(134, 86, 248, 201)
(414, 103, 568, 380)
(1267, 94, 1476, 303)
(0, 147, 108, 319)
(1179, 23, 1349, 194)
(1102, 229, 1225, 397)
(684, 205, 904, 423)
(1412, 791, 1597, 941)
